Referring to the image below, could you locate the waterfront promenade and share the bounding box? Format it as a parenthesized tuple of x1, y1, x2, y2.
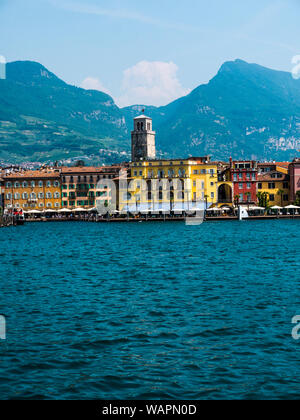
(21, 214, 300, 223)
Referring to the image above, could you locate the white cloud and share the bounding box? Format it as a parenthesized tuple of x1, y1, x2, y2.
(117, 61, 190, 107)
(81, 77, 111, 95)
(291, 55, 300, 80)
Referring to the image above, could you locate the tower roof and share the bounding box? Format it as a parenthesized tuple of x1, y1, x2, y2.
(134, 114, 151, 120)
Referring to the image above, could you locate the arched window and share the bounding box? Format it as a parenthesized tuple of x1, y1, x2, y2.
(141, 122, 144, 130)
(39, 181, 43, 188)
(46, 181, 51, 187)
(23, 181, 28, 188)
(137, 122, 140, 131)
(31, 181, 35, 188)
(14, 182, 20, 188)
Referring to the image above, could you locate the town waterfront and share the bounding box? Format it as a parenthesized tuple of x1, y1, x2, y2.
(0, 220, 300, 400)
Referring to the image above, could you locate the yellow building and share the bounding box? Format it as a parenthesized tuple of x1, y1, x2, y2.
(3, 169, 62, 211)
(257, 163, 290, 207)
(121, 156, 220, 213)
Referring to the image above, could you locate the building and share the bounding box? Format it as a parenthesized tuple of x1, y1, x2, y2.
(229, 159, 258, 204)
(0, 173, 4, 213)
(131, 114, 156, 161)
(125, 156, 220, 213)
(289, 158, 300, 202)
(3, 169, 62, 210)
(257, 163, 290, 207)
(61, 165, 124, 209)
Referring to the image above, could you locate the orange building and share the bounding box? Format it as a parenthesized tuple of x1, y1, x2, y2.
(3, 169, 62, 210)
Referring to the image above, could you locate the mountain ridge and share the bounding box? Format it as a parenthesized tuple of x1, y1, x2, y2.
(0, 59, 299, 164)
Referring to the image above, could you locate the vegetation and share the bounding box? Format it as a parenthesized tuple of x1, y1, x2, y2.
(1, 59, 300, 164)
(257, 192, 270, 208)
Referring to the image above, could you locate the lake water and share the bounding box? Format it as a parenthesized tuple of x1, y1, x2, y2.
(0, 220, 300, 400)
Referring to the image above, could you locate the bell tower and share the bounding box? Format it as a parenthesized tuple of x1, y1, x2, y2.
(131, 112, 156, 162)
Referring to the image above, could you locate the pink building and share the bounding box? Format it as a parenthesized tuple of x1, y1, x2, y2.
(289, 158, 300, 201)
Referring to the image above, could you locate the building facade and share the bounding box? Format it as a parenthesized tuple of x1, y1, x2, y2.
(257, 163, 290, 207)
(124, 156, 220, 212)
(289, 158, 300, 202)
(230, 159, 258, 204)
(3, 169, 62, 210)
(61, 165, 123, 209)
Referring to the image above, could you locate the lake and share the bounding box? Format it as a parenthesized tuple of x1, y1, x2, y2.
(0, 220, 300, 399)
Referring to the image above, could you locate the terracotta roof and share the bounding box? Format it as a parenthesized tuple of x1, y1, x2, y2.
(61, 166, 122, 174)
(3, 170, 61, 179)
(258, 171, 289, 182)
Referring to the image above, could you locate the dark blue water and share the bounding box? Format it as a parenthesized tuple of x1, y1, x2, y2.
(0, 220, 300, 400)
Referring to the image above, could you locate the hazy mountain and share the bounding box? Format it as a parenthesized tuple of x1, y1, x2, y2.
(124, 59, 300, 161)
(0, 59, 300, 164)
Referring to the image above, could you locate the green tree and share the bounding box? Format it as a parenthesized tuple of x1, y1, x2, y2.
(257, 191, 269, 208)
(277, 189, 285, 207)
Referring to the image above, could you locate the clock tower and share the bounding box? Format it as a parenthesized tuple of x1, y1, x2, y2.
(131, 113, 156, 162)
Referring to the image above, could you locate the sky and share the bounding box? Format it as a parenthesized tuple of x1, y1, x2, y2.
(0, 0, 300, 107)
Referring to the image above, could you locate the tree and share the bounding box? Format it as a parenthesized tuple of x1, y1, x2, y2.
(277, 189, 285, 207)
(257, 191, 269, 208)
(295, 191, 300, 206)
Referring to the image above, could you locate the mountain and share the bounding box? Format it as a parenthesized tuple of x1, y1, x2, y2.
(124, 59, 300, 161)
(0, 61, 130, 164)
(0, 59, 300, 164)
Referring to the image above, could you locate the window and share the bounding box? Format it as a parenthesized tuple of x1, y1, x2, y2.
(283, 182, 289, 189)
(46, 203, 52, 208)
(239, 183, 243, 189)
(247, 183, 251, 189)
(62, 185, 68, 190)
(193, 181, 196, 187)
(6, 182, 12, 188)
(139, 171, 143, 176)
(258, 183, 262, 189)
(39, 181, 43, 188)
(193, 170, 199, 175)
(210, 182, 214, 186)
(239, 193, 243, 201)
(39, 203, 44, 208)
(46, 181, 51, 188)
(38, 193, 44, 199)
(268, 183, 275, 189)
(22, 181, 28, 188)
(201, 169, 206, 174)
(54, 192, 60, 199)
(31, 181, 35, 188)
(22, 193, 28, 199)
(283, 194, 289, 202)
(134, 171, 137, 176)
(30, 192, 36, 199)
(246, 173, 250, 180)
(234, 174, 238, 182)
(55, 202, 60, 208)
(46, 192, 52, 199)
(14, 193, 20, 199)
(54, 181, 60, 187)
(211, 192, 214, 199)
(14, 182, 20, 188)
(269, 194, 275, 202)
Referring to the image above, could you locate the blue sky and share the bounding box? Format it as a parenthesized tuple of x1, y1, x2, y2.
(0, 0, 299, 107)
